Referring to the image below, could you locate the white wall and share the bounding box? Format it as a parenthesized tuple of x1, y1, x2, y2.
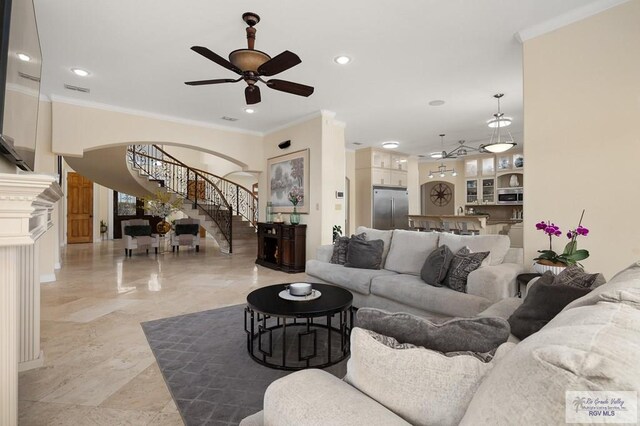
(523, 0, 640, 278)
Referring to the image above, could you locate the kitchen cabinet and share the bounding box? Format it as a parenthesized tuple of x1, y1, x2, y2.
(466, 177, 495, 204)
(391, 154, 409, 171)
(372, 169, 392, 185)
(466, 179, 478, 204)
(372, 151, 391, 168)
(390, 171, 406, 186)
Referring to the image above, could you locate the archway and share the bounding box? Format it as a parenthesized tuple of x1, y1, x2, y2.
(420, 181, 455, 215)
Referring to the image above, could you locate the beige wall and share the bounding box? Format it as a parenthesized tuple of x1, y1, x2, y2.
(33, 100, 60, 281)
(345, 150, 356, 235)
(523, 0, 640, 278)
(161, 145, 242, 177)
(51, 100, 264, 171)
(260, 112, 346, 259)
(418, 159, 465, 214)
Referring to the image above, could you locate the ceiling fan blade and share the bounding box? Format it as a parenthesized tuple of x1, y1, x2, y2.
(184, 78, 240, 86)
(245, 85, 261, 105)
(266, 79, 314, 97)
(191, 46, 242, 75)
(257, 50, 301, 76)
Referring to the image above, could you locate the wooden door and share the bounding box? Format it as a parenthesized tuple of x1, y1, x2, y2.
(67, 172, 93, 243)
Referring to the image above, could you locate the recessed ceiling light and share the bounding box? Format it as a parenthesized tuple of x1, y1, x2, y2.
(428, 100, 445, 106)
(352, 142, 363, 146)
(430, 152, 443, 159)
(244, 108, 255, 114)
(71, 68, 90, 77)
(17, 53, 31, 62)
(334, 56, 351, 65)
(382, 141, 399, 149)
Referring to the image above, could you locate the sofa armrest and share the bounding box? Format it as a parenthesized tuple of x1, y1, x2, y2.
(316, 244, 334, 263)
(264, 369, 409, 426)
(503, 247, 523, 264)
(467, 263, 526, 303)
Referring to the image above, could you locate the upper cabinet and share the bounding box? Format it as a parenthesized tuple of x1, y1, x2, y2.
(357, 148, 408, 187)
(496, 153, 524, 173)
(466, 152, 524, 178)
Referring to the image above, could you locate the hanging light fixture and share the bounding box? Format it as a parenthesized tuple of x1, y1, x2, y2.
(428, 134, 457, 178)
(480, 93, 517, 154)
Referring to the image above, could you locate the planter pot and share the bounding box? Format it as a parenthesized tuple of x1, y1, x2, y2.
(156, 220, 171, 235)
(289, 207, 300, 225)
(532, 260, 567, 275)
(100, 226, 108, 234)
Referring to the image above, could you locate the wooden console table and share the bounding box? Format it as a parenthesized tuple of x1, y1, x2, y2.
(256, 222, 306, 273)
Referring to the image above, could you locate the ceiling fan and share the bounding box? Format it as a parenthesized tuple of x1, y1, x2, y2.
(185, 12, 314, 105)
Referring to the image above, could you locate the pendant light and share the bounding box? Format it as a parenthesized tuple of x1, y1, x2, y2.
(481, 94, 516, 154)
(428, 134, 457, 178)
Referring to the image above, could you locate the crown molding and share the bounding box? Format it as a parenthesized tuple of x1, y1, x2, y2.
(515, 0, 631, 42)
(47, 94, 265, 137)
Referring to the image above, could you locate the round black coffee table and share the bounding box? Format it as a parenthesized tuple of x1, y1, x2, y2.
(244, 283, 353, 371)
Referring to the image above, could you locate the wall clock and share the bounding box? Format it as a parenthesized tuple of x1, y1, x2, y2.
(430, 183, 452, 206)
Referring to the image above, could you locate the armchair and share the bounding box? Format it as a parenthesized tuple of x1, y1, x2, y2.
(171, 218, 201, 252)
(121, 219, 159, 257)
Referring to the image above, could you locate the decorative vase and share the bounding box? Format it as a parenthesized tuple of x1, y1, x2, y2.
(156, 220, 171, 235)
(532, 260, 567, 275)
(509, 175, 520, 187)
(289, 206, 301, 225)
(266, 201, 273, 223)
(100, 225, 107, 234)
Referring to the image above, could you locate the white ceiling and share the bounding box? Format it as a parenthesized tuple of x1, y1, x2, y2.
(33, 0, 602, 156)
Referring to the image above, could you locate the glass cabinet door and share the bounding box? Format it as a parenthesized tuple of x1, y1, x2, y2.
(466, 179, 478, 204)
(481, 178, 495, 204)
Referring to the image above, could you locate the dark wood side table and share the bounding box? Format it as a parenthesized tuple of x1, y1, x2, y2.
(256, 222, 306, 273)
(516, 273, 542, 298)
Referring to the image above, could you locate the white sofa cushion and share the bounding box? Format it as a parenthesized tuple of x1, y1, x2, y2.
(370, 274, 492, 317)
(344, 327, 513, 426)
(264, 369, 410, 426)
(306, 259, 396, 295)
(356, 226, 394, 267)
(563, 261, 640, 311)
(384, 230, 439, 275)
(438, 233, 511, 266)
(460, 285, 640, 425)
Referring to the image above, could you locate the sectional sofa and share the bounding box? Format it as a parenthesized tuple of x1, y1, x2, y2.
(305, 226, 525, 318)
(242, 262, 640, 425)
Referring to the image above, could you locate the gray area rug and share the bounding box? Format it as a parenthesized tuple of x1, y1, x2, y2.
(141, 304, 348, 426)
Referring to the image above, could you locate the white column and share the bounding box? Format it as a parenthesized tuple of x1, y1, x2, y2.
(0, 246, 19, 426)
(18, 242, 43, 371)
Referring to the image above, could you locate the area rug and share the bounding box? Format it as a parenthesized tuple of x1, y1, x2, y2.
(141, 304, 348, 426)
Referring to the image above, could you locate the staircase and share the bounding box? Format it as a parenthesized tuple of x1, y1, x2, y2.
(126, 145, 257, 254)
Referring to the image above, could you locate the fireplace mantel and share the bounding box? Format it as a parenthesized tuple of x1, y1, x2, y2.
(0, 171, 62, 426)
(0, 172, 63, 246)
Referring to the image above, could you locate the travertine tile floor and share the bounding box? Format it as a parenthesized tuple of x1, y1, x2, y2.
(19, 239, 304, 425)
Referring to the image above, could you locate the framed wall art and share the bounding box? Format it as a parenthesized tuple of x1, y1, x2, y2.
(267, 149, 310, 213)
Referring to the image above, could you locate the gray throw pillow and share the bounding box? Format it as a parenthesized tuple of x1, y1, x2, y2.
(330, 233, 366, 265)
(420, 245, 454, 286)
(554, 265, 606, 289)
(444, 247, 489, 293)
(508, 279, 591, 340)
(356, 308, 510, 354)
(344, 238, 384, 269)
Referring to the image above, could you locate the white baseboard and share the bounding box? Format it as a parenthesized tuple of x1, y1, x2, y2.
(40, 273, 56, 283)
(54, 262, 61, 270)
(19, 351, 45, 372)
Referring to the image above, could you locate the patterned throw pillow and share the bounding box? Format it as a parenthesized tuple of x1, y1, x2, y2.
(330, 233, 366, 265)
(553, 265, 606, 289)
(443, 247, 489, 293)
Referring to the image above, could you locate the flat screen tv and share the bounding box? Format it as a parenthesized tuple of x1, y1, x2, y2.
(0, 0, 41, 171)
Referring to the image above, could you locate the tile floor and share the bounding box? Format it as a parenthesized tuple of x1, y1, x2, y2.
(19, 238, 305, 425)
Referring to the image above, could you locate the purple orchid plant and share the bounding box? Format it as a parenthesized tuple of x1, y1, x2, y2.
(533, 210, 590, 266)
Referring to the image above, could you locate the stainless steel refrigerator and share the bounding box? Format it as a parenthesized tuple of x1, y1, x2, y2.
(372, 187, 409, 230)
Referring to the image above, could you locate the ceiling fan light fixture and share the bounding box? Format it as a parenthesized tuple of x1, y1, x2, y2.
(334, 55, 351, 65)
(430, 152, 443, 159)
(382, 141, 399, 149)
(229, 49, 271, 72)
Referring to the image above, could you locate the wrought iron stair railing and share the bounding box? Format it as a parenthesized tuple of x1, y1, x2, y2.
(127, 145, 235, 252)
